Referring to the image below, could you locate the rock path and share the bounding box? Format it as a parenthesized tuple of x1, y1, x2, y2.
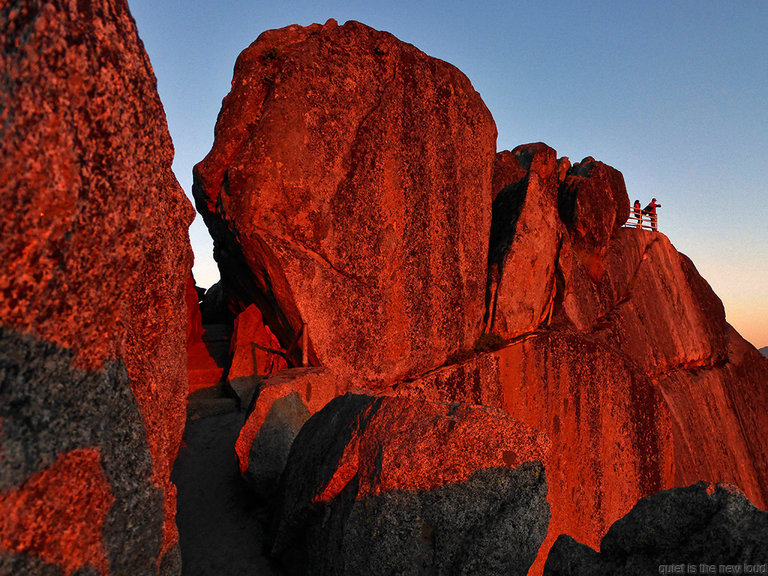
(172, 407, 280, 576)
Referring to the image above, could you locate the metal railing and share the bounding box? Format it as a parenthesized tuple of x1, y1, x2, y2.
(624, 209, 660, 232)
(250, 322, 309, 373)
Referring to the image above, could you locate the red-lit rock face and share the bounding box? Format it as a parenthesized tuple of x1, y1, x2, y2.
(1, 2, 193, 572)
(494, 335, 675, 575)
(394, 143, 768, 575)
(194, 19, 496, 388)
(395, 333, 675, 575)
(228, 304, 287, 380)
(658, 327, 768, 509)
(487, 143, 563, 338)
(186, 274, 226, 392)
(525, 228, 766, 573)
(186, 278, 228, 393)
(594, 232, 729, 373)
(186, 275, 205, 344)
(315, 395, 550, 501)
(558, 156, 629, 275)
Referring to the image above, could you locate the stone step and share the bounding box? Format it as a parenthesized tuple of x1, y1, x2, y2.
(201, 323, 233, 343)
(187, 397, 238, 421)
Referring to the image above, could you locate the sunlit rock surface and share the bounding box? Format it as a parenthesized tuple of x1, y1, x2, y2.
(228, 304, 287, 381)
(0, 1, 193, 573)
(486, 143, 563, 339)
(193, 19, 496, 388)
(558, 156, 629, 278)
(397, 331, 675, 575)
(398, 143, 768, 575)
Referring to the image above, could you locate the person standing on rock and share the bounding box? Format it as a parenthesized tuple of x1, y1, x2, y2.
(633, 200, 643, 228)
(643, 198, 661, 232)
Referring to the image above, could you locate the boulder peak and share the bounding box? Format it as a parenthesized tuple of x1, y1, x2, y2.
(194, 20, 497, 387)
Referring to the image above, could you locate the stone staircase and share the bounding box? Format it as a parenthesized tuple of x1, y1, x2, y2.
(187, 323, 238, 420)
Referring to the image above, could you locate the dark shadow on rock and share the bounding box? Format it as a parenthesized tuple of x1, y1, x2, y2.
(0, 327, 163, 576)
(544, 482, 768, 576)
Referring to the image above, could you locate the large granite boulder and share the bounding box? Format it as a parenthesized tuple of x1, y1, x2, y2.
(0, 2, 193, 573)
(271, 393, 551, 576)
(544, 482, 768, 575)
(486, 143, 563, 338)
(558, 156, 629, 277)
(193, 19, 496, 388)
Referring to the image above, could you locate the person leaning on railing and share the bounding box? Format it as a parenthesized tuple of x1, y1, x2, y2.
(642, 198, 661, 232)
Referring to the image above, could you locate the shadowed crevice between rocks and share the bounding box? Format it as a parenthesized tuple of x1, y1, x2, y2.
(192, 170, 311, 368)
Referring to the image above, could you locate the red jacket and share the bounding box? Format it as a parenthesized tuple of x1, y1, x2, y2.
(643, 201, 661, 214)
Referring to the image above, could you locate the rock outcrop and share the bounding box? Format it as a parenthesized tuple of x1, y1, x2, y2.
(193, 19, 496, 388)
(398, 142, 768, 574)
(271, 393, 551, 576)
(544, 482, 768, 575)
(486, 143, 563, 338)
(485, 144, 631, 339)
(0, 2, 193, 574)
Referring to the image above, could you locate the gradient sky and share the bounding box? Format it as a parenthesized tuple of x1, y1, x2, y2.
(128, 0, 768, 348)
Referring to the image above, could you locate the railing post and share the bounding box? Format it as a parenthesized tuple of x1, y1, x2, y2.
(623, 208, 659, 232)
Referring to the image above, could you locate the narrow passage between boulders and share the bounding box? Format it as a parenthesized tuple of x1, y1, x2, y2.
(172, 408, 282, 576)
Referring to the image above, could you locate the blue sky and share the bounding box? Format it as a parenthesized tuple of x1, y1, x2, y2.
(128, 0, 768, 348)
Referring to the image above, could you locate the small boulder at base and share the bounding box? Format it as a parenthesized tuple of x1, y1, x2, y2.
(235, 368, 342, 495)
(271, 393, 551, 576)
(543, 482, 768, 575)
(246, 392, 311, 498)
